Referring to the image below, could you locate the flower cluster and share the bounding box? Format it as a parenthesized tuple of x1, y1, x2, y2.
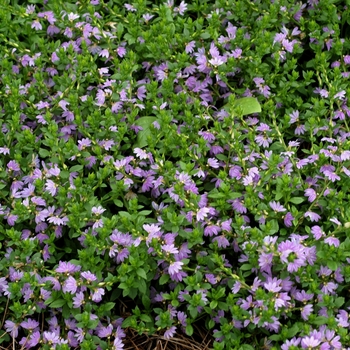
(1, 0, 350, 349)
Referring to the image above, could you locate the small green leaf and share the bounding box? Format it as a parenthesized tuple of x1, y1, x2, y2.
(312, 316, 328, 326)
(159, 274, 169, 285)
(327, 260, 338, 271)
(239, 345, 255, 350)
(136, 268, 147, 280)
(210, 300, 218, 309)
(185, 325, 193, 336)
(289, 197, 305, 204)
(49, 299, 66, 308)
(225, 97, 262, 116)
(133, 117, 157, 148)
(140, 314, 152, 323)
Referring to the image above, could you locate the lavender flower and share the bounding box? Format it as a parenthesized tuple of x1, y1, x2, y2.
(269, 201, 286, 212)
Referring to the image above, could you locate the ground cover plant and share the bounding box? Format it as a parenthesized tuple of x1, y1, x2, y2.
(2, 0, 350, 349)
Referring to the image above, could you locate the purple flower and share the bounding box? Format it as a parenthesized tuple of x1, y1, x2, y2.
(264, 277, 282, 293)
(301, 336, 321, 348)
(43, 331, 60, 344)
(284, 212, 294, 227)
(174, 1, 187, 15)
(7, 160, 20, 172)
(55, 261, 81, 274)
(5, 320, 19, 338)
(164, 326, 176, 339)
(91, 288, 105, 302)
(168, 261, 184, 276)
(305, 188, 317, 202)
(311, 226, 324, 240)
(258, 252, 273, 274)
(45, 179, 58, 196)
(324, 236, 340, 247)
(269, 201, 286, 212)
(113, 337, 124, 350)
(21, 318, 39, 331)
(301, 304, 313, 320)
(81, 271, 97, 283)
(196, 207, 210, 221)
(208, 158, 220, 168)
(63, 276, 77, 294)
(304, 211, 321, 222)
(282, 337, 301, 350)
(117, 46, 126, 57)
(186, 41, 196, 54)
(73, 291, 85, 308)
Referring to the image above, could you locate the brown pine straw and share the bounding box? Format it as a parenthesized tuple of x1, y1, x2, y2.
(122, 324, 214, 350)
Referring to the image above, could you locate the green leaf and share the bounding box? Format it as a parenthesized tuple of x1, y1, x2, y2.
(327, 260, 338, 271)
(102, 302, 115, 311)
(312, 316, 328, 326)
(239, 345, 255, 350)
(227, 97, 262, 115)
(335, 297, 345, 308)
(159, 274, 169, 285)
(133, 117, 157, 148)
(140, 314, 152, 323)
(185, 325, 193, 336)
(39, 148, 50, 158)
(49, 299, 66, 308)
(136, 268, 147, 280)
(289, 197, 305, 204)
(210, 300, 218, 309)
(240, 264, 252, 271)
(70, 165, 84, 172)
(287, 323, 299, 338)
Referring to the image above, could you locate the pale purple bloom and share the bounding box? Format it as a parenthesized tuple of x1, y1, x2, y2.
(45, 179, 57, 196)
(186, 41, 196, 54)
(284, 212, 294, 227)
(7, 160, 20, 171)
(91, 288, 105, 302)
(5, 320, 19, 338)
(232, 281, 241, 293)
(289, 110, 299, 123)
(301, 336, 321, 348)
(282, 337, 301, 350)
(324, 236, 340, 247)
(301, 304, 313, 320)
(43, 331, 60, 344)
(264, 277, 282, 293)
(21, 318, 39, 330)
(0, 147, 10, 155)
(162, 244, 179, 254)
(304, 211, 321, 222)
(269, 201, 286, 212)
(63, 276, 77, 294)
(164, 326, 176, 339)
(134, 148, 148, 159)
(321, 281, 338, 294)
(113, 337, 124, 350)
(174, 1, 187, 15)
(81, 271, 97, 283)
(73, 292, 85, 308)
(168, 261, 184, 276)
(334, 90, 346, 100)
(55, 261, 81, 274)
(117, 46, 126, 57)
(196, 207, 210, 221)
(208, 158, 220, 168)
(91, 206, 105, 215)
(304, 188, 317, 202)
(311, 226, 324, 240)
